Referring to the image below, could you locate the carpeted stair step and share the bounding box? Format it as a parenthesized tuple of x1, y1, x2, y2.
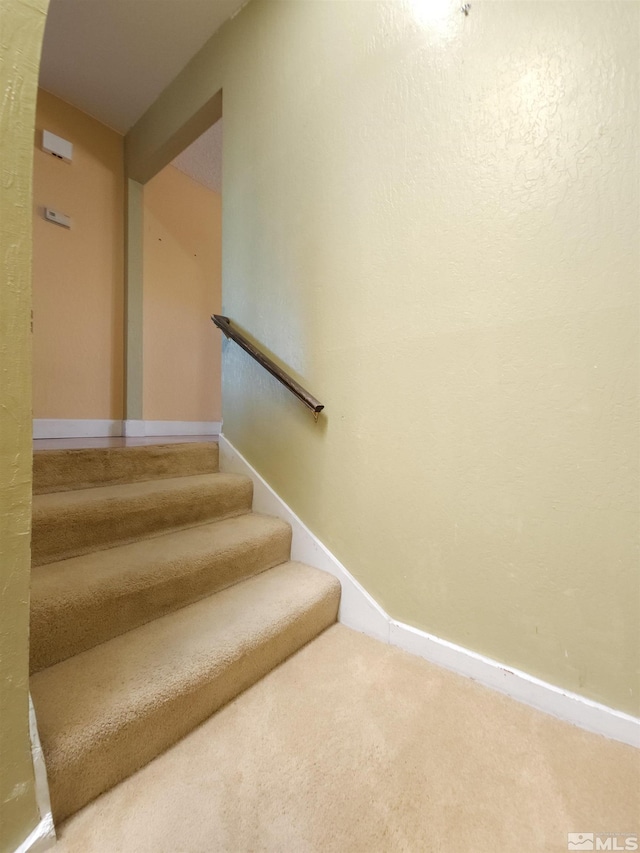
(31, 561, 340, 823)
(33, 442, 219, 494)
(31, 513, 293, 672)
(31, 473, 253, 567)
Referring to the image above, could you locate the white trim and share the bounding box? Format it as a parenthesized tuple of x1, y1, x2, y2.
(122, 419, 145, 437)
(33, 419, 122, 439)
(138, 420, 222, 437)
(219, 435, 389, 642)
(15, 696, 56, 853)
(33, 419, 222, 439)
(14, 818, 55, 853)
(388, 621, 640, 748)
(218, 434, 640, 748)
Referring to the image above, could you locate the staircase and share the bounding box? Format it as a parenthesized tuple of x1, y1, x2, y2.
(30, 442, 340, 824)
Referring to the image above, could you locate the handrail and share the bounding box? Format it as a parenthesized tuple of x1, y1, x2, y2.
(211, 315, 324, 420)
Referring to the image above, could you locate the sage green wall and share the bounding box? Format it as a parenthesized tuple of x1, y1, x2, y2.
(0, 1, 49, 851)
(127, 0, 639, 715)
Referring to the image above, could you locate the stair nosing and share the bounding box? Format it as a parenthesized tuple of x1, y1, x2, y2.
(31, 562, 340, 766)
(32, 562, 338, 713)
(30, 513, 294, 670)
(31, 472, 254, 567)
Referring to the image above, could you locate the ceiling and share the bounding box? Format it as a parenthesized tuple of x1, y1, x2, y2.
(39, 0, 244, 192)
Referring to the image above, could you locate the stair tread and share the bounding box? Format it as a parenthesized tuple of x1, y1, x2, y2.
(31, 562, 338, 737)
(31, 513, 293, 671)
(32, 512, 289, 601)
(31, 561, 340, 820)
(33, 442, 219, 494)
(31, 472, 254, 567)
(33, 472, 244, 511)
(29, 443, 343, 825)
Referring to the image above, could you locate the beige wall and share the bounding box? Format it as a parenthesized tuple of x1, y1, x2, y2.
(127, 0, 639, 715)
(142, 165, 221, 422)
(0, 2, 49, 851)
(33, 89, 124, 419)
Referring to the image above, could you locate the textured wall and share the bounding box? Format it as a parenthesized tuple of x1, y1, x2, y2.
(127, 0, 639, 715)
(33, 89, 124, 419)
(0, 2, 49, 851)
(171, 119, 223, 194)
(143, 165, 222, 421)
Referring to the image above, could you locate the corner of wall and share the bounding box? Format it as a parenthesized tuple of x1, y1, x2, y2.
(0, 2, 51, 850)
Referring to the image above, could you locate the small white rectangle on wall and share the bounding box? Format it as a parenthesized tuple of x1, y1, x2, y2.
(42, 130, 72, 162)
(44, 208, 71, 229)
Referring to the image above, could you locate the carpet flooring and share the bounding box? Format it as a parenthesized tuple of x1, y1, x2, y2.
(30, 513, 292, 671)
(31, 473, 254, 566)
(52, 624, 639, 853)
(33, 442, 220, 493)
(31, 443, 340, 824)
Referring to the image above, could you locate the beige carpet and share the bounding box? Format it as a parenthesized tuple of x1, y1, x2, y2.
(53, 624, 639, 853)
(32, 564, 339, 822)
(31, 443, 340, 824)
(31, 473, 253, 567)
(33, 442, 220, 493)
(30, 513, 292, 671)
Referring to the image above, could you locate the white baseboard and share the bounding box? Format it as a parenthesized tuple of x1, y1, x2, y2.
(122, 419, 145, 437)
(136, 420, 222, 437)
(14, 817, 56, 853)
(219, 434, 640, 748)
(16, 696, 56, 853)
(33, 419, 122, 439)
(218, 435, 389, 642)
(388, 621, 640, 748)
(34, 419, 222, 439)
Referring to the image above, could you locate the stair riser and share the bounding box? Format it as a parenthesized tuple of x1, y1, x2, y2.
(32, 479, 253, 567)
(42, 590, 340, 822)
(30, 525, 293, 672)
(33, 443, 219, 494)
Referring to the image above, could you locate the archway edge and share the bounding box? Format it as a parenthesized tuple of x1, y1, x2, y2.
(126, 88, 222, 187)
(0, 1, 51, 850)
